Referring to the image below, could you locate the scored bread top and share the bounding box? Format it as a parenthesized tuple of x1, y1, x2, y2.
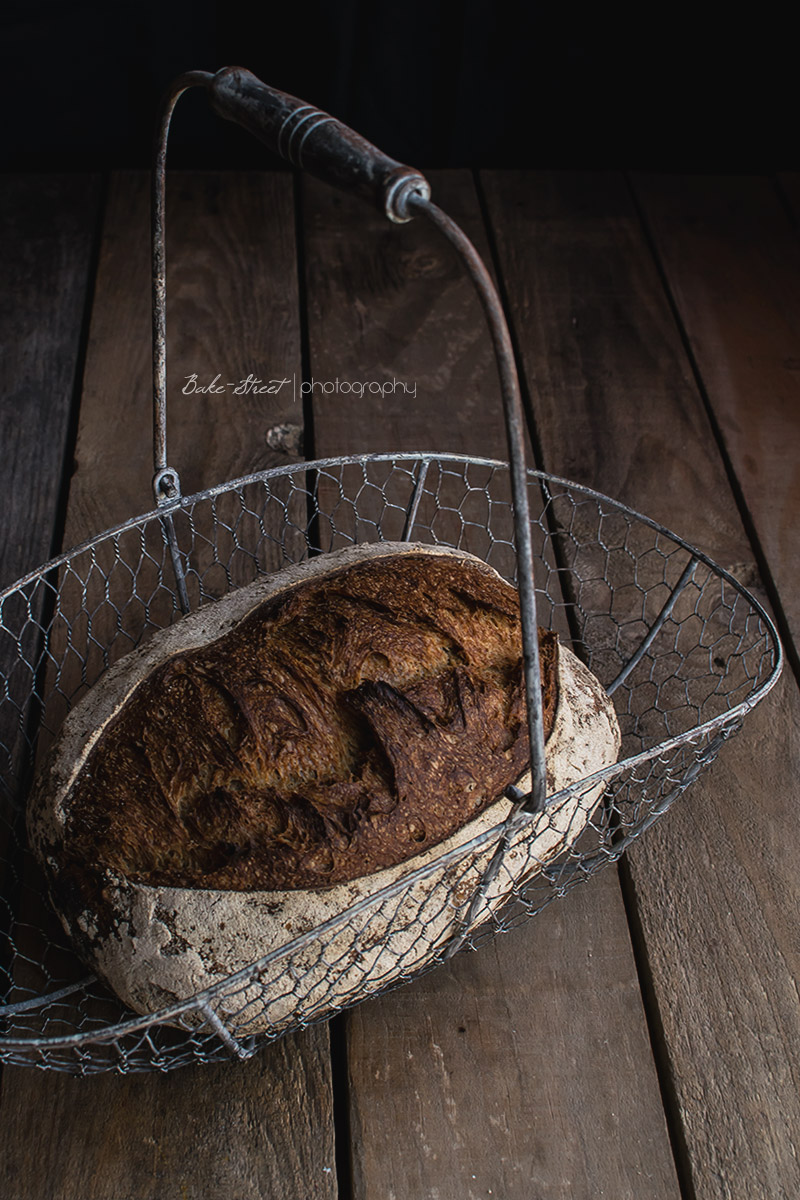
(56, 551, 558, 895)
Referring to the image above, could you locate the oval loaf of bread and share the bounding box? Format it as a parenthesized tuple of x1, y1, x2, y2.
(28, 542, 620, 1034)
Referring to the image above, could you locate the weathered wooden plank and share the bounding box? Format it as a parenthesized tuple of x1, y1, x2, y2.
(0, 1034, 337, 1200)
(0, 171, 336, 1200)
(481, 168, 800, 1199)
(622, 670, 800, 1200)
(348, 875, 677, 1200)
(632, 172, 800, 659)
(303, 169, 680, 1199)
(0, 174, 101, 591)
(67, 170, 303, 529)
(0, 173, 101, 1048)
(0, 175, 101, 792)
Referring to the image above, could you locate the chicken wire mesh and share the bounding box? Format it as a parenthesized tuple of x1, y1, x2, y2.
(0, 453, 782, 1073)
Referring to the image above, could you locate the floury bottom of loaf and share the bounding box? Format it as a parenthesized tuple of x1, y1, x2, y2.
(76, 642, 619, 1035)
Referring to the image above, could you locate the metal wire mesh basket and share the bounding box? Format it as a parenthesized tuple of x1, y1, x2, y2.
(0, 71, 783, 1073)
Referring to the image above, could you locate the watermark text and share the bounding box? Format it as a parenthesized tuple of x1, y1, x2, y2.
(182, 373, 417, 399)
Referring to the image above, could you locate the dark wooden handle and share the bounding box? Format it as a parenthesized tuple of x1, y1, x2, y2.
(208, 66, 430, 222)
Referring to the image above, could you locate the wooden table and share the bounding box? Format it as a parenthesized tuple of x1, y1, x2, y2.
(1, 168, 799, 1199)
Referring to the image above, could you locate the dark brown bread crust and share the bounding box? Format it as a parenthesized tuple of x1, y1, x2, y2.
(60, 554, 558, 894)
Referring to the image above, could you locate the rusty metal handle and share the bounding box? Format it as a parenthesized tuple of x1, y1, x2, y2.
(152, 69, 549, 812)
(207, 66, 431, 223)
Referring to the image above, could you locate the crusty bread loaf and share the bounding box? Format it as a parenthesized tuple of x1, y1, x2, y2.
(28, 543, 620, 1033)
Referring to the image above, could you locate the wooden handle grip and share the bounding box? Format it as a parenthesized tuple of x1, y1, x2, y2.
(208, 66, 430, 222)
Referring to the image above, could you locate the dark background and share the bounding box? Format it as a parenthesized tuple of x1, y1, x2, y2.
(2, 1, 794, 171)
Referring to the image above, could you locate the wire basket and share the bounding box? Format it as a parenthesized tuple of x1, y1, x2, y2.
(0, 72, 783, 1074)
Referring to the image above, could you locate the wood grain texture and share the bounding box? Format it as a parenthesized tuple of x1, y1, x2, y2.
(303, 170, 680, 1200)
(623, 672, 800, 1200)
(348, 878, 676, 1200)
(0, 174, 101, 591)
(0, 172, 336, 1200)
(67, 170, 302, 531)
(483, 171, 746, 570)
(632, 173, 800, 658)
(0, 173, 101, 1039)
(0, 174, 101, 820)
(303, 174, 505, 459)
(0, 1034, 336, 1200)
(481, 168, 800, 1199)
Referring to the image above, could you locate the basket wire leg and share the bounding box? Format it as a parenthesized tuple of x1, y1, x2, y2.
(160, 509, 191, 615)
(440, 822, 519, 961)
(401, 459, 431, 541)
(607, 555, 699, 696)
(200, 1001, 257, 1061)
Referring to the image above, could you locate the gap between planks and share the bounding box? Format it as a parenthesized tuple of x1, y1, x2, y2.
(480, 167, 800, 1200)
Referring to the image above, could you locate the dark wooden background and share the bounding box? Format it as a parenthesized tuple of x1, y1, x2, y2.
(2, 2, 796, 171)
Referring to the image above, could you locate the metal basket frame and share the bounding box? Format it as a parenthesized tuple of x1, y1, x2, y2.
(0, 71, 784, 1073)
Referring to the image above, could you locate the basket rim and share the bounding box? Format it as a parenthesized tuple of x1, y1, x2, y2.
(1, 450, 783, 705)
(0, 691, 761, 1055)
(0, 451, 784, 1055)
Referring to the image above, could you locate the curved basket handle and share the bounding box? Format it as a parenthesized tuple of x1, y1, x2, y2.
(208, 66, 430, 223)
(151, 68, 549, 814)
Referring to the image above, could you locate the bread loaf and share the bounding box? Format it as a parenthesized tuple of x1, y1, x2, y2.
(28, 543, 620, 1034)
